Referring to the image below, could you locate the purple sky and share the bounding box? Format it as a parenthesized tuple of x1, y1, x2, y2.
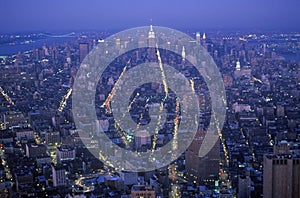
(1, 0, 300, 33)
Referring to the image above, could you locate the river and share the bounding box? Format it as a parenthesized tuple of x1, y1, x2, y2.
(0, 37, 75, 56)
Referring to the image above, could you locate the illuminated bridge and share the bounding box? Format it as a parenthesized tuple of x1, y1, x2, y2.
(38, 32, 77, 38)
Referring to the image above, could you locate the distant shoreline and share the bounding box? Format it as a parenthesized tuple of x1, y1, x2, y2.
(0, 37, 74, 56)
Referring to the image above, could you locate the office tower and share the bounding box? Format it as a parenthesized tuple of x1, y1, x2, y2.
(236, 60, 241, 71)
(52, 165, 67, 187)
(234, 60, 242, 79)
(2, 114, 6, 130)
(120, 171, 138, 186)
(15, 171, 34, 192)
(263, 141, 300, 198)
(202, 32, 207, 49)
(25, 143, 47, 158)
(182, 46, 186, 62)
(148, 24, 156, 48)
(15, 128, 34, 141)
(138, 34, 146, 48)
(238, 175, 251, 198)
(131, 185, 156, 198)
(45, 131, 61, 145)
(276, 105, 285, 117)
(135, 130, 151, 152)
(196, 32, 201, 44)
(79, 43, 89, 63)
(56, 146, 76, 163)
(115, 38, 121, 49)
(185, 130, 220, 183)
(263, 43, 267, 55)
(202, 32, 206, 40)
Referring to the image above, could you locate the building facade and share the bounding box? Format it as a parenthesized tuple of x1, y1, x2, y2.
(263, 141, 300, 198)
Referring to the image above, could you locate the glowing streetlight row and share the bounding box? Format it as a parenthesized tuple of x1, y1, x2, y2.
(58, 88, 72, 112)
(0, 86, 14, 106)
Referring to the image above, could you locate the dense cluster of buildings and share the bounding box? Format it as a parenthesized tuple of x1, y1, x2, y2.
(0, 26, 299, 197)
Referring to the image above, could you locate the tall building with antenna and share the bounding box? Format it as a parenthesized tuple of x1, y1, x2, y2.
(148, 20, 156, 48)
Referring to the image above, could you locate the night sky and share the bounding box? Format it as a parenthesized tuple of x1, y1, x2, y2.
(1, 0, 300, 33)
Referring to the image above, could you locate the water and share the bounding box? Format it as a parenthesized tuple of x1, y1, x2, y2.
(0, 37, 75, 56)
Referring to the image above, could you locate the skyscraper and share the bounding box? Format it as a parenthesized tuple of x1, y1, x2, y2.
(148, 24, 156, 48)
(238, 175, 251, 198)
(131, 185, 156, 198)
(56, 146, 76, 163)
(263, 43, 267, 56)
(236, 60, 241, 71)
(79, 43, 89, 63)
(196, 32, 201, 44)
(263, 141, 300, 198)
(181, 46, 186, 62)
(52, 164, 67, 187)
(202, 32, 206, 40)
(185, 130, 220, 183)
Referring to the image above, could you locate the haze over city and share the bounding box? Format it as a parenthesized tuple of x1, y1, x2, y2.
(1, 0, 300, 32)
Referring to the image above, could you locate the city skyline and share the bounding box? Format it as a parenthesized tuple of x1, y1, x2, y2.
(0, 1, 300, 197)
